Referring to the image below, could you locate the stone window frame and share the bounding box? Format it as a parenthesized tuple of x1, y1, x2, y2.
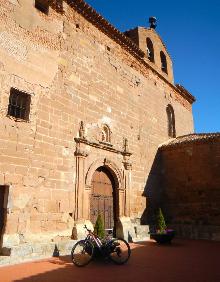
(166, 104, 176, 138)
(7, 88, 31, 121)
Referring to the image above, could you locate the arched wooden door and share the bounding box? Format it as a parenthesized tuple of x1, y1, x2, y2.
(90, 167, 115, 230)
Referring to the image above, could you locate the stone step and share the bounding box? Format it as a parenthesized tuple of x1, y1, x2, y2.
(0, 256, 10, 266)
(0, 239, 76, 266)
(132, 236, 151, 243)
(133, 224, 150, 241)
(118, 217, 150, 243)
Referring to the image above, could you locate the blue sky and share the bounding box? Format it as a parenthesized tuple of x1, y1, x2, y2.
(86, 0, 220, 133)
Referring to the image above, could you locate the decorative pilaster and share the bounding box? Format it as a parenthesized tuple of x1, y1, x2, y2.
(122, 138, 132, 217)
(74, 122, 88, 220)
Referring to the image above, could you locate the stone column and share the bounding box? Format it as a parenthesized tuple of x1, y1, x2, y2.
(74, 139, 88, 220)
(122, 138, 132, 217)
(72, 139, 90, 240)
(74, 121, 89, 220)
(118, 187, 125, 217)
(123, 162, 132, 217)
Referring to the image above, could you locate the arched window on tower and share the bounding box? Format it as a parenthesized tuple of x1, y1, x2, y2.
(146, 38, 154, 63)
(160, 51, 168, 74)
(101, 124, 111, 143)
(166, 104, 176, 138)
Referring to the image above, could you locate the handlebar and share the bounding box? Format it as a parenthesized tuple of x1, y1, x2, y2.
(84, 225, 91, 232)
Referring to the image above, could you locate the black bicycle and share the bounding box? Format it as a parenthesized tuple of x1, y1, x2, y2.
(71, 225, 131, 267)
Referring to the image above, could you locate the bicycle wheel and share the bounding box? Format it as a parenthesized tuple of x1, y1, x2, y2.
(71, 240, 94, 267)
(108, 238, 131, 265)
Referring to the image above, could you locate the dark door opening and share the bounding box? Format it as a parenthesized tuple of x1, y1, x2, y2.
(90, 167, 116, 232)
(0, 186, 7, 249)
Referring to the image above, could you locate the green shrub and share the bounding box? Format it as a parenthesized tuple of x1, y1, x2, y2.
(156, 208, 167, 233)
(94, 213, 105, 239)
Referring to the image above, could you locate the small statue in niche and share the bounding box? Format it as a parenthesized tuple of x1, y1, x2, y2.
(100, 124, 111, 143)
(124, 138, 129, 153)
(79, 121, 85, 139)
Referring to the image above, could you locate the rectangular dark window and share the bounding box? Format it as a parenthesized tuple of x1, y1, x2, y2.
(35, 0, 49, 15)
(7, 88, 31, 121)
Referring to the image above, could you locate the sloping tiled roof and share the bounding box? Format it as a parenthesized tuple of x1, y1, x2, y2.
(159, 133, 220, 149)
(175, 84, 195, 102)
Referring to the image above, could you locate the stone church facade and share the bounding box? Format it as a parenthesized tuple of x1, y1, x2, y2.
(0, 0, 199, 262)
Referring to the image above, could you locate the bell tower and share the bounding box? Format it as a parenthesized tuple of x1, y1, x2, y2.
(124, 18, 174, 84)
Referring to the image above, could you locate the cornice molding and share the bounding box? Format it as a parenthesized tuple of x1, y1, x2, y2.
(74, 137, 132, 156)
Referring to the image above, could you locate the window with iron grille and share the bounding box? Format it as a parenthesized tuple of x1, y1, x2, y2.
(35, 0, 49, 15)
(7, 88, 31, 121)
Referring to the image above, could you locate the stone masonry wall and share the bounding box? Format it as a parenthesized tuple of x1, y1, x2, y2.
(160, 135, 220, 240)
(0, 0, 194, 249)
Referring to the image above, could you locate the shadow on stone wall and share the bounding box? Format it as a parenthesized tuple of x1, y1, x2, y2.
(140, 150, 168, 232)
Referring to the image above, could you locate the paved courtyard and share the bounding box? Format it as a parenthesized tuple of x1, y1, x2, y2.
(0, 239, 220, 282)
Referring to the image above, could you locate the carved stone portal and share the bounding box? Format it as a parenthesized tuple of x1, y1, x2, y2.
(73, 123, 133, 239)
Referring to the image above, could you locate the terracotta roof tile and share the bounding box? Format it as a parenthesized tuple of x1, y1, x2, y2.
(159, 133, 220, 149)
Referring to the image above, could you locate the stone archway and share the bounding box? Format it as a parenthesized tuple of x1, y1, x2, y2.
(74, 132, 133, 240)
(85, 158, 123, 190)
(73, 155, 132, 240)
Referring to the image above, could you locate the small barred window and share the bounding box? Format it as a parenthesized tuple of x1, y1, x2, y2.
(7, 88, 31, 121)
(35, 0, 49, 15)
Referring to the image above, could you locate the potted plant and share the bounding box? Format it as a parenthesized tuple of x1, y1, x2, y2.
(94, 213, 105, 239)
(150, 208, 175, 244)
(93, 213, 105, 257)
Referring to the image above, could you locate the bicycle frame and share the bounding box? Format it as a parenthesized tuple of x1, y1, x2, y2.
(71, 225, 131, 266)
(86, 232, 103, 248)
(83, 225, 113, 256)
(84, 225, 105, 247)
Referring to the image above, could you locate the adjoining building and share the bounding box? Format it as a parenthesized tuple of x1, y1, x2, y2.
(159, 133, 220, 241)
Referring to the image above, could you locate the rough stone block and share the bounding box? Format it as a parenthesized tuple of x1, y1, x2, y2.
(72, 220, 93, 240)
(0, 256, 11, 265)
(116, 217, 136, 242)
(10, 244, 32, 258)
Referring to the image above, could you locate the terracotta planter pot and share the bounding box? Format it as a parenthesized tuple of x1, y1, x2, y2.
(150, 231, 175, 244)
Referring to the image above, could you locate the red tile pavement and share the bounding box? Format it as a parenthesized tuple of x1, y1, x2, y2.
(0, 239, 220, 282)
